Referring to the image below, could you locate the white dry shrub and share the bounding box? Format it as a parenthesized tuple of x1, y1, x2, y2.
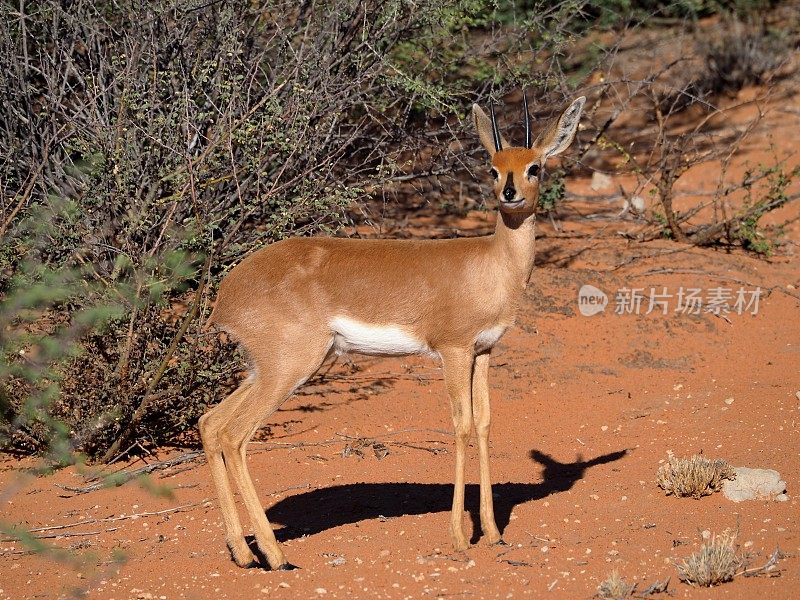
(677, 529, 745, 587)
(656, 453, 736, 498)
(597, 570, 635, 599)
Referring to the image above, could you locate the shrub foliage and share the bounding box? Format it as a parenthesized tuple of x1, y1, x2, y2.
(0, 0, 505, 459)
(0, 0, 791, 461)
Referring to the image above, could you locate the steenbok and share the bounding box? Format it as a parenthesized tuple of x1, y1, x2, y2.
(200, 93, 586, 569)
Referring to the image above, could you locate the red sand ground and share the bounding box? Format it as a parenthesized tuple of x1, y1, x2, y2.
(3, 233, 799, 600)
(2, 35, 800, 600)
(3, 207, 799, 599)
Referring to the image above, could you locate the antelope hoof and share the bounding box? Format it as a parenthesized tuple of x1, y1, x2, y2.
(484, 529, 503, 545)
(493, 537, 509, 546)
(227, 542, 258, 569)
(261, 548, 289, 571)
(450, 530, 470, 551)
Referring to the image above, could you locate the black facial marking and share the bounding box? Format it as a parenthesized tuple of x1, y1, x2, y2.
(502, 172, 516, 201)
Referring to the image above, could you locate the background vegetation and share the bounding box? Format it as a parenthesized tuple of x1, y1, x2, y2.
(0, 0, 797, 465)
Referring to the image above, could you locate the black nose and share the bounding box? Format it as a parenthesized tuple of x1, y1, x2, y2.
(503, 186, 516, 201)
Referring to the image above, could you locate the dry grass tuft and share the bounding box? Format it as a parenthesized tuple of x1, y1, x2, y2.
(597, 571, 635, 600)
(656, 453, 736, 498)
(677, 530, 745, 587)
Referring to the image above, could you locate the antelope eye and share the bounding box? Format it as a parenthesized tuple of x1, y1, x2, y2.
(527, 164, 540, 179)
(490, 167, 499, 180)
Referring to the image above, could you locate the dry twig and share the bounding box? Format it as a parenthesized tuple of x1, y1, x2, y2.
(56, 451, 204, 495)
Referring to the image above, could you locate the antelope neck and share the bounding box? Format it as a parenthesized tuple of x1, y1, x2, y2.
(493, 210, 537, 285)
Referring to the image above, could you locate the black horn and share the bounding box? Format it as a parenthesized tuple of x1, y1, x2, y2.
(489, 102, 502, 152)
(523, 89, 532, 149)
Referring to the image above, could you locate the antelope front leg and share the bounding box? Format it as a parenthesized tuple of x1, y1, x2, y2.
(472, 352, 502, 544)
(441, 348, 474, 551)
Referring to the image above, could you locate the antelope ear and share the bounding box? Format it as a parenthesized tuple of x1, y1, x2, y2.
(472, 104, 508, 157)
(534, 96, 585, 160)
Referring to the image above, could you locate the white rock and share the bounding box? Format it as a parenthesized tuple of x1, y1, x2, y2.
(629, 196, 645, 212)
(590, 171, 613, 191)
(722, 467, 787, 502)
(623, 195, 645, 214)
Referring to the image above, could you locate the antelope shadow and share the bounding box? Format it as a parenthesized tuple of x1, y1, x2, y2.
(265, 448, 628, 543)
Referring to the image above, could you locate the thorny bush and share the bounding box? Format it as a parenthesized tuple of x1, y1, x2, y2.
(1, 0, 794, 462)
(0, 0, 509, 459)
(1, 0, 607, 461)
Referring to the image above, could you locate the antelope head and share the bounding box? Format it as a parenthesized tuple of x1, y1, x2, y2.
(473, 93, 585, 214)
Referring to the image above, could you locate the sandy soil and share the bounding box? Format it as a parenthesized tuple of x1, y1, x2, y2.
(3, 211, 799, 599)
(3, 25, 800, 600)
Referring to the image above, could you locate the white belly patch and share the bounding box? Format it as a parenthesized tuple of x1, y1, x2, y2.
(474, 325, 506, 352)
(330, 316, 432, 356)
